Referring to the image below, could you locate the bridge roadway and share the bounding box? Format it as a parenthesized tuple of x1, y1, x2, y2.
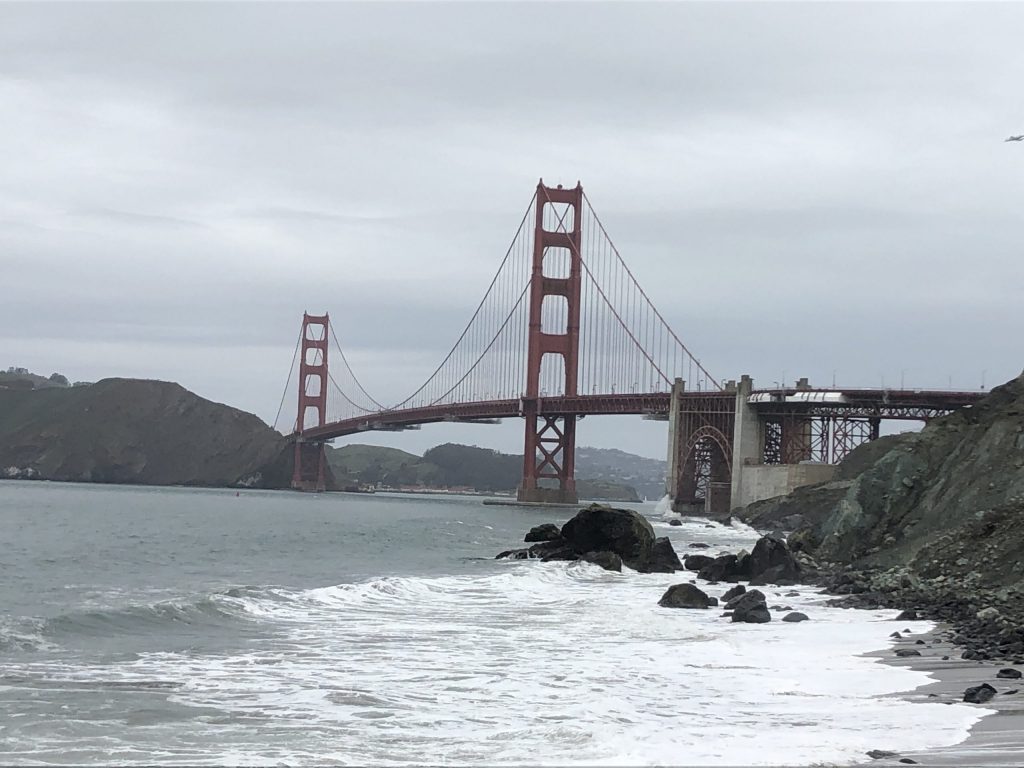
(292, 388, 986, 442)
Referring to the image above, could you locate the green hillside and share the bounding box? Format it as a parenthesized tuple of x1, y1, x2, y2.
(326, 442, 644, 501)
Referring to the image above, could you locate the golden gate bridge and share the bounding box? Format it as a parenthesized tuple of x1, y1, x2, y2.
(274, 180, 983, 512)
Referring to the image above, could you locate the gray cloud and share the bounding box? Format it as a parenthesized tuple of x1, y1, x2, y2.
(1, 2, 1022, 460)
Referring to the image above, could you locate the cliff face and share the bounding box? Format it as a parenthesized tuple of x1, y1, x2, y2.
(750, 373, 1024, 584)
(0, 378, 289, 487)
(811, 373, 1024, 570)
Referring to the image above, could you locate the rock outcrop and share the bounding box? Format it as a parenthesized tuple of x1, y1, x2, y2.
(525, 524, 562, 543)
(727, 590, 771, 623)
(498, 504, 685, 573)
(747, 534, 802, 585)
(788, 373, 1024, 569)
(581, 551, 623, 572)
(744, 373, 1024, 659)
(658, 583, 712, 609)
(559, 504, 656, 566)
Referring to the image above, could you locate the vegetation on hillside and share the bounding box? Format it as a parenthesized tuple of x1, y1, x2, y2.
(327, 442, 645, 500)
(0, 378, 288, 487)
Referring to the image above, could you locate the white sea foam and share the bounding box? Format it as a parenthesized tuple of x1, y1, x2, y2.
(25, 518, 983, 766)
(653, 494, 673, 519)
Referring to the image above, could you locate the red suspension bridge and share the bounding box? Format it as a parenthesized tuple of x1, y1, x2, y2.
(276, 180, 984, 511)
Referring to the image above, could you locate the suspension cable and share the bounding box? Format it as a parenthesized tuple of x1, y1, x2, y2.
(386, 192, 537, 410)
(273, 328, 303, 432)
(328, 322, 386, 410)
(582, 192, 721, 389)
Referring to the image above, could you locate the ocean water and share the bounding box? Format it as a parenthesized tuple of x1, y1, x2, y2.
(0, 480, 985, 765)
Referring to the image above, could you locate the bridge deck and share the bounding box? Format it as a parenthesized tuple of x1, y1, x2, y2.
(292, 388, 986, 442)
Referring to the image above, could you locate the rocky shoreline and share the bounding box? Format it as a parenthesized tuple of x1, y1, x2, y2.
(496, 501, 1023, 764)
(498, 503, 818, 626)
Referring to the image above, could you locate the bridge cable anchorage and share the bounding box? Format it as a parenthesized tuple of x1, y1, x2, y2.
(582, 193, 720, 391)
(273, 327, 304, 432)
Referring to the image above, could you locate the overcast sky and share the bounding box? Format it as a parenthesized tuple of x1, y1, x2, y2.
(2, 2, 1022, 460)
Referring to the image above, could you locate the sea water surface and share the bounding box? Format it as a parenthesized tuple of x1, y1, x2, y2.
(0, 481, 983, 765)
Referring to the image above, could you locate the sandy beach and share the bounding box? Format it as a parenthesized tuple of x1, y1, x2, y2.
(859, 624, 1024, 767)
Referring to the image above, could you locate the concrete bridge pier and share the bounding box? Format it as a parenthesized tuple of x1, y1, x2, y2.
(727, 375, 836, 512)
(729, 374, 761, 512)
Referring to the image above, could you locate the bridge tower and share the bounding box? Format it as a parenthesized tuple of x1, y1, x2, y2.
(292, 312, 329, 492)
(518, 181, 583, 504)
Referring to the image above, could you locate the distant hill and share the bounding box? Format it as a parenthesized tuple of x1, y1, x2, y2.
(576, 446, 667, 500)
(0, 367, 81, 391)
(0, 372, 663, 499)
(327, 442, 650, 501)
(327, 444, 443, 488)
(0, 378, 291, 487)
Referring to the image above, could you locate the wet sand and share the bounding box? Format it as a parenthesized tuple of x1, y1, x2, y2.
(861, 624, 1024, 766)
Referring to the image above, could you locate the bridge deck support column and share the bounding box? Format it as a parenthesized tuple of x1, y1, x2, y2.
(517, 180, 583, 505)
(292, 440, 327, 492)
(729, 374, 761, 512)
(664, 378, 684, 501)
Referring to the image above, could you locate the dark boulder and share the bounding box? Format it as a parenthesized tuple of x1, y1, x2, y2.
(866, 750, 899, 760)
(658, 583, 712, 609)
(747, 534, 801, 584)
(580, 551, 622, 572)
(736, 551, 753, 579)
(749, 563, 801, 586)
(496, 548, 532, 560)
(668, 518, 683, 526)
(732, 604, 771, 624)
(898, 760, 918, 765)
(688, 542, 710, 549)
(530, 538, 578, 562)
(707, 596, 719, 606)
(525, 523, 562, 543)
(559, 504, 655, 569)
(726, 589, 766, 611)
(497, 538, 580, 562)
(697, 554, 745, 583)
(895, 609, 921, 621)
(782, 612, 810, 623)
(684, 554, 714, 572)
(722, 584, 747, 602)
(643, 537, 683, 573)
(963, 683, 996, 704)
(997, 668, 1022, 680)
(895, 649, 922, 657)
(728, 590, 771, 623)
